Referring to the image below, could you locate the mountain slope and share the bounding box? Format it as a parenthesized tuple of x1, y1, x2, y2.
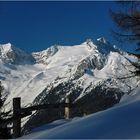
(22, 84, 140, 139)
(0, 38, 138, 130)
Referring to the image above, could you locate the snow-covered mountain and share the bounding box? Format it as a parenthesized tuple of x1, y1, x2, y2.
(0, 43, 34, 64)
(0, 38, 139, 131)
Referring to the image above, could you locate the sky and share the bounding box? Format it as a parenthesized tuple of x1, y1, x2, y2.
(0, 1, 131, 53)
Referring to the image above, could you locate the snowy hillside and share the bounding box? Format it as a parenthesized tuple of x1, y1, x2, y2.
(0, 38, 139, 131)
(22, 84, 140, 139)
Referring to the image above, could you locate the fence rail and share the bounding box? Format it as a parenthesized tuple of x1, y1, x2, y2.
(1, 96, 72, 138)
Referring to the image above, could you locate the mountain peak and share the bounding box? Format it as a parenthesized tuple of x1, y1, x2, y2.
(2, 42, 12, 47)
(0, 43, 13, 53)
(82, 39, 93, 45)
(32, 45, 60, 64)
(0, 43, 34, 64)
(94, 37, 118, 54)
(97, 37, 108, 44)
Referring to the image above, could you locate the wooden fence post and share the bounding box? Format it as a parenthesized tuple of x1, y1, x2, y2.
(65, 96, 71, 119)
(13, 97, 21, 138)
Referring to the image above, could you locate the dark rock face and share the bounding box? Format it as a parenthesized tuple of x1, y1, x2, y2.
(22, 78, 124, 134)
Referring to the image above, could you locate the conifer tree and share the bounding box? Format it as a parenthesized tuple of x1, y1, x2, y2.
(110, 1, 140, 77)
(0, 81, 11, 139)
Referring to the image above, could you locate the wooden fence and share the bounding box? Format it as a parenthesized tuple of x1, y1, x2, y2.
(1, 96, 72, 138)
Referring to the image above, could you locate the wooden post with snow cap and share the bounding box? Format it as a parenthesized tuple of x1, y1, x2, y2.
(64, 95, 71, 120)
(13, 97, 21, 138)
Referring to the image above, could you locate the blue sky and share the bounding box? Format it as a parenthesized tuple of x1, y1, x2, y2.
(0, 1, 130, 53)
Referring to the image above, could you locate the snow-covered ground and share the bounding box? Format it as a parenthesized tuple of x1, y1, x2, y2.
(22, 84, 140, 139)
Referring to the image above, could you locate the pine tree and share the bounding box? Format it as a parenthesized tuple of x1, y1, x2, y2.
(0, 81, 11, 139)
(110, 1, 140, 77)
(0, 81, 3, 107)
